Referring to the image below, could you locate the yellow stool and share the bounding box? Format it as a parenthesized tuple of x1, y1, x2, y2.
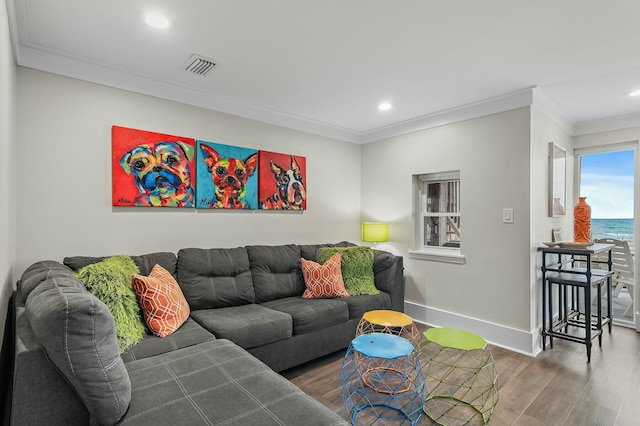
(356, 310, 420, 348)
(420, 328, 499, 426)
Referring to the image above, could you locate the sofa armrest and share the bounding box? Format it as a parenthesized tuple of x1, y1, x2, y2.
(10, 306, 89, 425)
(373, 250, 405, 312)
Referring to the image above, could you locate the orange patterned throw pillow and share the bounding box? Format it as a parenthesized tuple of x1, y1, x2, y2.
(132, 264, 190, 338)
(301, 253, 350, 299)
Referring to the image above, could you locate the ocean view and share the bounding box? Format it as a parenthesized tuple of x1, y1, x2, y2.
(591, 218, 634, 241)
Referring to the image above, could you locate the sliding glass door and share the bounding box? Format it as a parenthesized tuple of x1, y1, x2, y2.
(574, 143, 638, 331)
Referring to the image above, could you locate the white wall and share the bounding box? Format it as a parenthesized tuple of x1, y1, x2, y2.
(15, 68, 363, 277)
(0, 0, 17, 346)
(11, 66, 583, 356)
(362, 108, 533, 351)
(530, 107, 574, 342)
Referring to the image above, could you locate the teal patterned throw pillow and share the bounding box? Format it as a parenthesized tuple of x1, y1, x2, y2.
(76, 255, 146, 353)
(316, 246, 379, 296)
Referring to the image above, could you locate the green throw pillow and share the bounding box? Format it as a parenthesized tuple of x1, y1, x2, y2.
(316, 246, 379, 296)
(76, 255, 146, 353)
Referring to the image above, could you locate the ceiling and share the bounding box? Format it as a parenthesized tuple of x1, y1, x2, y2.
(8, 0, 640, 143)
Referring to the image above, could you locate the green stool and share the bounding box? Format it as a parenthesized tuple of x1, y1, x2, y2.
(420, 328, 498, 425)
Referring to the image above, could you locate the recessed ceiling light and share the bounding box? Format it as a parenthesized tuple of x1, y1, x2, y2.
(627, 89, 640, 97)
(144, 13, 171, 29)
(378, 102, 392, 111)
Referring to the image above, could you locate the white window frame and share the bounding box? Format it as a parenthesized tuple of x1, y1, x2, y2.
(409, 170, 465, 264)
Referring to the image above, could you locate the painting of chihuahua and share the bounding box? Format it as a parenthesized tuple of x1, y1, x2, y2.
(198, 142, 258, 209)
(259, 154, 306, 210)
(119, 140, 195, 207)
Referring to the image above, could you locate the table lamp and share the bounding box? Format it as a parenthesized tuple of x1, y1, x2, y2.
(362, 222, 388, 247)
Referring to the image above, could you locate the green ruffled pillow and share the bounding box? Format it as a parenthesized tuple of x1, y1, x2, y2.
(316, 246, 379, 296)
(76, 255, 146, 353)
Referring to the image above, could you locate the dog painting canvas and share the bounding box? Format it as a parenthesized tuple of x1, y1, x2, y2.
(258, 151, 306, 210)
(112, 126, 196, 207)
(196, 141, 258, 209)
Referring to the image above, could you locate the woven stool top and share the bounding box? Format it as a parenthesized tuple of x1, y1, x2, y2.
(352, 333, 414, 359)
(424, 328, 487, 351)
(361, 310, 413, 327)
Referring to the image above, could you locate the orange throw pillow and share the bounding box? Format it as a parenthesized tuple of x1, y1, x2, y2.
(132, 264, 190, 338)
(301, 253, 349, 299)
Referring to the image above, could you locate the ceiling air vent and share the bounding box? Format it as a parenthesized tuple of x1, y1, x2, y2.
(183, 54, 216, 76)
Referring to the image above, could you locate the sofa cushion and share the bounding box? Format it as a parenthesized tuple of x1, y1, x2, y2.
(373, 249, 398, 274)
(120, 339, 348, 426)
(261, 297, 350, 335)
(191, 304, 292, 349)
(298, 241, 356, 261)
(317, 246, 379, 296)
(132, 264, 190, 337)
(18, 260, 76, 303)
(177, 247, 255, 309)
(64, 251, 178, 276)
(246, 244, 304, 303)
(342, 292, 393, 320)
(75, 255, 146, 353)
(301, 253, 349, 299)
(120, 318, 215, 362)
(25, 274, 131, 426)
(299, 243, 330, 261)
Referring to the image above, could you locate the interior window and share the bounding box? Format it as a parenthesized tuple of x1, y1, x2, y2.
(418, 171, 461, 248)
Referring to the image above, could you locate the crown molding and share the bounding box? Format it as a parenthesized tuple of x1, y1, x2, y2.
(530, 89, 575, 135)
(16, 45, 363, 143)
(8, 0, 640, 145)
(16, 35, 582, 146)
(574, 112, 640, 136)
(18, 37, 617, 143)
(6, 0, 21, 64)
(361, 88, 538, 143)
(361, 87, 582, 143)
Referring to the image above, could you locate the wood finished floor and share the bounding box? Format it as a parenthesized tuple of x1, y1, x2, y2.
(282, 323, 640, 425)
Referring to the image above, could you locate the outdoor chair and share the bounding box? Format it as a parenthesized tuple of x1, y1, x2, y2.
(595, 238, 635, 317)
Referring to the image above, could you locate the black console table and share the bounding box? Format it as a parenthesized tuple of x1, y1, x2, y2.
(540, 243, 614, 362)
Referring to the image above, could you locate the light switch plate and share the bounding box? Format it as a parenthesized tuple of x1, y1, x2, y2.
(502, 208, 514, 224)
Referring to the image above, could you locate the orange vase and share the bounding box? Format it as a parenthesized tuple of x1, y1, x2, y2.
(573, 197, 591, 243)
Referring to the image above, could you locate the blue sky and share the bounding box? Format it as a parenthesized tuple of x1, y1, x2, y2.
(580, 150, 634, 218)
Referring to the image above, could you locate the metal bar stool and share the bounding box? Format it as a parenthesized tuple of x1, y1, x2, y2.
(543, 269, 612, 362)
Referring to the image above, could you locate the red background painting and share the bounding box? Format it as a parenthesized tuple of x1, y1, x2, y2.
(258, 150, 307, 210)
(112, 126, 195, 207)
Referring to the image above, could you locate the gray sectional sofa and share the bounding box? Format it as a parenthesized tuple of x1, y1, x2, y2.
(6, 242, 404, 425)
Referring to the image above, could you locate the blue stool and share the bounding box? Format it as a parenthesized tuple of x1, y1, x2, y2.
(341, 333, 425, 425)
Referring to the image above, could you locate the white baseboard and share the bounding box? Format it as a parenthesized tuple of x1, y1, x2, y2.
(404, 301, 543, 357)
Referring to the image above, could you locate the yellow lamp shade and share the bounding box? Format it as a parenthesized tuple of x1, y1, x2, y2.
(362, 222, 388, 243)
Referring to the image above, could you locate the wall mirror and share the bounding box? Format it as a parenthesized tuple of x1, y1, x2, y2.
(548, 142, 566, 217)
